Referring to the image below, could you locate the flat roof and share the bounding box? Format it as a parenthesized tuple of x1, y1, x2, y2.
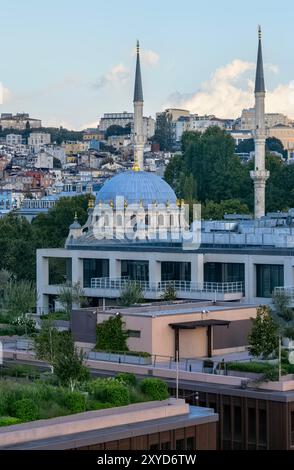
(99, 302, 256, 318)
(2, 405, 217, 450)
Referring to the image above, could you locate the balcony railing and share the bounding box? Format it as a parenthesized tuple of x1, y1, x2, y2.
(274, 286, 294, 301)
(90, 277, 243, 294)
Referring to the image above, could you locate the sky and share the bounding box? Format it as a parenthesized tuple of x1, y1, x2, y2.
(0, 0, 294, 130)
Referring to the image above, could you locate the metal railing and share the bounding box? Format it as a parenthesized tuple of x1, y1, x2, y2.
(90, 277, 243, 294)
(274, 286, 294, 301)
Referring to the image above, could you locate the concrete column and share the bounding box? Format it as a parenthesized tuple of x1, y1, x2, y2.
(284, 260, 293, 287)
(149, 258, 161, 285)
(36, 252, 49, 313)
(246, 259, 255, 302)
(109, 257, 120, 278)
(72, 255, 83, 285)
(191, 254, 204, 285)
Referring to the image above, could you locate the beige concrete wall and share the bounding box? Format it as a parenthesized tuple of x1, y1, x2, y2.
(95, 306, 257, 358)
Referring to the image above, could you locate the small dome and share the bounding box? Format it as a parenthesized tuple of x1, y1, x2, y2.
(96, 171, 177, 207)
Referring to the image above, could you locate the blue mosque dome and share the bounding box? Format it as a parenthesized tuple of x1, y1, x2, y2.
(96, 171, 177, 207)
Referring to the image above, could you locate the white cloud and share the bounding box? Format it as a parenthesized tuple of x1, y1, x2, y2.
(94, 64, 130, 89)
(0, 82, 11, 104)
(141, 49, 160, 66)
(81, 120, 99, 130)
(132, 47, 160, 67)
(164, 59, 294, 119)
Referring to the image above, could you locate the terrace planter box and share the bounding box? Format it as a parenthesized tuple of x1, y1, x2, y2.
(88, 351, 152, 365)
(227, 370, 262, 380)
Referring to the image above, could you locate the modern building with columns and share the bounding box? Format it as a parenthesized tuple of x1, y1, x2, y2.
(36, 34, 294, 313)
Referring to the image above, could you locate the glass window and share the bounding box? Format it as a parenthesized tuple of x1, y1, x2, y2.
(49, 257, 72, 285)
(233, 406, 242, 449)
(186, 436, 195, 450)
(204, 262, 245, 293)
(256, 264, 284, 298)
(121, 260, 149, 281)
(83, 259, 109, 288)
(161, 261, 191, 282)
(127, 330, 141, 338)
(223, 404, 232, 449)
(175, 439, 185, 450)
(258, 409, 267, 449)
(248, 408, 256, 449)
(161, 441, 171, 450)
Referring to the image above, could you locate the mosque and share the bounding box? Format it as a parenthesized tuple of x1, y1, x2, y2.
(37, 31, 294, 312)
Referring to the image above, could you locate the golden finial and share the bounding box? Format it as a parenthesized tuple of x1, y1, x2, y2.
(124, 199, 128, 208)
(74, 211, 78, 220)
(98, 200, 102, 208)
(132, 154, 140, 171)
(181, 198, 185, 206)
(176, 199, 181, 207)
(140, 198, 143, 207)
(258, 25, 262, 40)
(88, 197, 94, 209)
(110, 199, 114, 208)
(166, 200, 169, 207)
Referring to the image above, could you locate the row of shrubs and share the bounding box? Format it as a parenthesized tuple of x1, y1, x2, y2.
(0, 364, 41, 379)
(0, 373, 169, 427)
(227, 360, 294, 375)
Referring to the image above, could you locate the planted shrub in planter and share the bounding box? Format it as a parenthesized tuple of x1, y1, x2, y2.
(116, 372, 137, 387)
(63, 391, 87, 413)
(13, 398, 39, 422)
(88, 378, 130, 406)
(140, 378, 169, 401)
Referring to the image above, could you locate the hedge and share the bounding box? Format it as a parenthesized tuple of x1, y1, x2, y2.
(13, 398, 39, 422)
(63, 391, 87, 413)
(140, 378, 169, 401)
(116, 373, 137, 387)
(0, 416, 21, 427)
(88, 378, 130, 406)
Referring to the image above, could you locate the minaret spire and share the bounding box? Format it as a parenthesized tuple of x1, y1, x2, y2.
(250, 26, 269, 219)
(132, 40, 144, 171)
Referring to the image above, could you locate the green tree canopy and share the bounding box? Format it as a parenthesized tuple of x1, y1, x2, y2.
(96, 314, 129, 352)
(248, 305, 279, 359)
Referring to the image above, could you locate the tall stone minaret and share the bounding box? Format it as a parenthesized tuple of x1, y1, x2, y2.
(133, 40, 144, 171)
(250, 26, 270, 219)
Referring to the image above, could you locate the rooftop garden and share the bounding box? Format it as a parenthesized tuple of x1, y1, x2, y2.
(0, 370, 168, 427)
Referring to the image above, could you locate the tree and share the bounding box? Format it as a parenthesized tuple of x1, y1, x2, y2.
(105, 124, 131, 138)
(96, 314, 129, 352)
(2, 280, 36, 319)
(119, 281, 144, 306)
(57, 281, 85, 317)
(32, 194, 90, 249)
(248, 305, 278, 359)
(202, 199, 250, 220)
(160, 284, 177, 301)
(53, 331, 89, 391)
(153, 113, 173, 151)
(165, 127, 249, 208)
(34, 316, 60, 371)
(271, 290, 294, 339)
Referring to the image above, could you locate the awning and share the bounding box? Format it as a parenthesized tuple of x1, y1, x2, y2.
(169, 319, 231, 330)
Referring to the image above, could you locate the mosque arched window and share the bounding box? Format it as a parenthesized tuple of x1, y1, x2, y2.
(158, 214, 164, 226)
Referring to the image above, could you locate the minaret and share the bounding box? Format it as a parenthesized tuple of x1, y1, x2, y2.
(250, 26, 270, 219)
(133, 40, 144, 171)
